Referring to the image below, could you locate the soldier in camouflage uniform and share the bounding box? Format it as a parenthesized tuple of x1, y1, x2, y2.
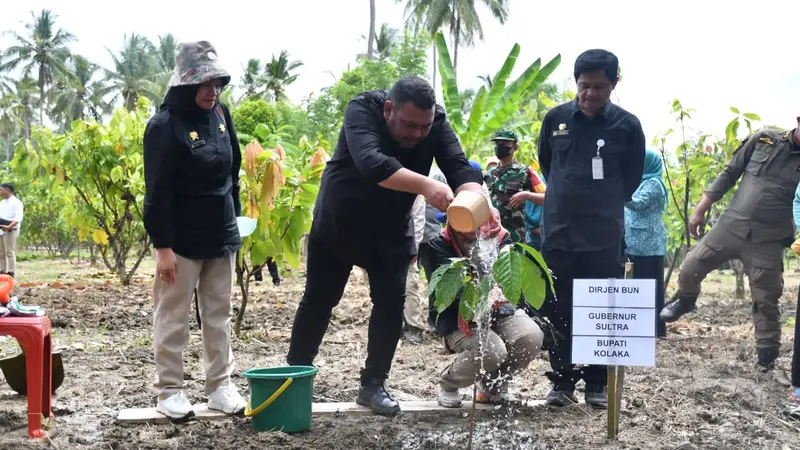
(661, 123, 800, 371)
(484, 130, 546, 242)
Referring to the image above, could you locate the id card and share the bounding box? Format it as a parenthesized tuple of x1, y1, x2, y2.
(592, 157, 604, 180)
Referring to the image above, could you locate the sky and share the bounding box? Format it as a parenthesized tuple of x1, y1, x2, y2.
(2, 0, 799, 148)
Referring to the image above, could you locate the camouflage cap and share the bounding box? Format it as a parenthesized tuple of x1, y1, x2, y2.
(168, 41, 231, 88)
(491, 129, 518, 142)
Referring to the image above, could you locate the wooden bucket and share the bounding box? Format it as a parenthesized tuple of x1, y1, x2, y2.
(447, 191, 491, 233)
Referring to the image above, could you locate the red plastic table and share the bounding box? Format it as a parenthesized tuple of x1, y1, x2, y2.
(0, 316, 54, 438)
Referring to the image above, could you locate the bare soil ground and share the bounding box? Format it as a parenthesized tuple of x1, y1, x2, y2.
(1, 258, 799, 449)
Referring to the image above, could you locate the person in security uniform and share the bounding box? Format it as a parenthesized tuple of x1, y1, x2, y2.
(484, 129, 546, 243)
(661, 120, 800, 372)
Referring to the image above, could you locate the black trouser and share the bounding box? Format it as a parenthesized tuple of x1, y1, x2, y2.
(792, 284, 800, 388)
(253, 257, 280, 282)
(286, 236, 411, 385)
(627, 254, 666, 338)
(541, 244, 624, 388)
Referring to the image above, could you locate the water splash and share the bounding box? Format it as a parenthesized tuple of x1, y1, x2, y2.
(467, 229, 500, 391)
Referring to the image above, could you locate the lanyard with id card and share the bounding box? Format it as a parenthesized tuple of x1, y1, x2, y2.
(592, 139, 605, 180)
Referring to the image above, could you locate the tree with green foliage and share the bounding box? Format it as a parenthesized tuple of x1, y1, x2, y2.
(155, 34, 178, 71)
(304, 29, 431, 143)
(655, 100, 763, 298)
(397, 0, 508, 72)
(263, 50, 303, 103)
(0, 168, 76, 257)
(231, 98, 311, 143)
(11, 98, 152, 284)
(1, 9, 76, 125)
(49, 55, 114, 129)
(105, 33, 161, 111)
(234, 134, 328, 334)
(434, 32, 560, 159)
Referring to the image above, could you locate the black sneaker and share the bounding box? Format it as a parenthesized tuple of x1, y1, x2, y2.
(545, 383, 577, 407)
(585, 384, 608, 409)
(356, 380, 400, 416)
(659, 297, 697, 323)
(272, 277, 281, 287)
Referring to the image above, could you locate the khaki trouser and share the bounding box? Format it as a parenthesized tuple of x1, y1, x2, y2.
(440, 313, 543, 391)
(0, 229, 19, 273)
(153, 253, 236, 398)
(677, 225, 784, 349)
(404, 262, 428, 330)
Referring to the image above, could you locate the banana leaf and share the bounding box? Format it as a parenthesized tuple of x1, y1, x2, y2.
(480, 44, 520, 120)
(434, 33, 464, 134)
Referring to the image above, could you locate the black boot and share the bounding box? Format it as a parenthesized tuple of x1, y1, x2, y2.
(356, 380, 400, 416)
(659, 295, 697, 323)
(545, 382, 578, 407)
(584, 384, 608, 409)
(756, 347, 780, 372)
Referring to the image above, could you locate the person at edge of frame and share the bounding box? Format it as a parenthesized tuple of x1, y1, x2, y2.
(661, 117, 800, 372)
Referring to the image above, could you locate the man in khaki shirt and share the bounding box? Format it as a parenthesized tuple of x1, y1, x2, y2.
(661, 122, 800, 370)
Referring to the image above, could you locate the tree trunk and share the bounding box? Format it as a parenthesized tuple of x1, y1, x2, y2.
(89, 243, 98, 267)
(234, 254, 250, 336)
(432, 43, 437, 90)
(39, 85, 44, 127)
(663, 245, 683, 296)
(452, 17, 461, 74)
(731, 259, 746, 299)
(367, 0, 376, 60)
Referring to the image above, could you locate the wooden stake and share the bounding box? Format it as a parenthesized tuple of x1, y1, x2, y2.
(607, 261, 633, 440)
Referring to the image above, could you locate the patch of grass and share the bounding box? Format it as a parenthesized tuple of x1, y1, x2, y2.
(18, 258, 75, 283)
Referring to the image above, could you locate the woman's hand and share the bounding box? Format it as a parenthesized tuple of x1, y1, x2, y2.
(156, 248, 178, 284)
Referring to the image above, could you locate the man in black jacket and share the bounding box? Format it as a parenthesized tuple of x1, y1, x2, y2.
(286, 76, 501, 415)
(537, 49, 645, 409)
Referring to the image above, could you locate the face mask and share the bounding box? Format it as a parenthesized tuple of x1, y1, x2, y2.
(495, 143, 513, 158)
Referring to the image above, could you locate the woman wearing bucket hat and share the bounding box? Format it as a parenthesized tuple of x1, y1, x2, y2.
(143, 40, 246, 420)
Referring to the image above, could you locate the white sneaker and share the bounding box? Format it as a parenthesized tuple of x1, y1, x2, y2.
(207, 383, 246, 414)
(437, 383, 463, 408)
(156, 391, 194, 420)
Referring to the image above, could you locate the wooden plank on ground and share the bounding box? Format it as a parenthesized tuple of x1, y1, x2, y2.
(117, 400, 552, 424)
(312, 401, 498, 416)
(117, 404, 227, 424)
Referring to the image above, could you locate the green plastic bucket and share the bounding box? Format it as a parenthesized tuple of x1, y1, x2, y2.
(243, 365, 318, 433)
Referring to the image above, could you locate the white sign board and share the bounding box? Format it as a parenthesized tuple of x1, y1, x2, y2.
(571, 279, 656, 367)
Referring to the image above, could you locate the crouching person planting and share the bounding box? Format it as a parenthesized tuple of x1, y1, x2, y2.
(419, 220, 554, 408)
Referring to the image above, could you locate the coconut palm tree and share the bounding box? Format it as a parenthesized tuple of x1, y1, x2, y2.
(0, 94, 23, 160)
(50, 55, 114, 128)
(367, 0, 377, 60)
(1, 9, 75, 126)
(397, 0, 508, 73)
(360, 23, 400, 61)
(156, 34, 178, 71)
(240, 58, 264, 100)
(105, 33, 161, 110)
(263, 51, 303, 103)
(4, 77, 39, 140)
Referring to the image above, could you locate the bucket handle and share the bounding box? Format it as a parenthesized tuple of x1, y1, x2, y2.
(244, 377, 294, 417)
